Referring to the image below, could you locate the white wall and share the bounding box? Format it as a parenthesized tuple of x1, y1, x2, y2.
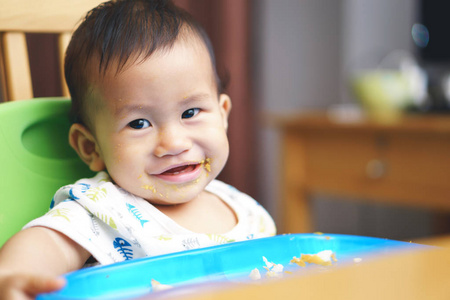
(253, 0, 341, 112)
(252, 0, 342, 224)
(340, 0, 418, 102)
(253, 0, 432, 239)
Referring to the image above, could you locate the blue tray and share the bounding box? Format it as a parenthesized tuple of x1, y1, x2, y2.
(37, 233, 427, 300)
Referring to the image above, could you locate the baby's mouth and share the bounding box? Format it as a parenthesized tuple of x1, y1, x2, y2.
(160, 164, 199, 176)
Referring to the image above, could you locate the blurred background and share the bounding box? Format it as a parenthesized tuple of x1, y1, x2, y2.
(8, 0, 450, 241)
(250, 0, 450, 241)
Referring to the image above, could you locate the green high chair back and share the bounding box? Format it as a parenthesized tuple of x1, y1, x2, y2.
(0, 98, 94, 246)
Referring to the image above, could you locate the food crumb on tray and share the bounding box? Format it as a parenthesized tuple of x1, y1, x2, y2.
(249, 268, 261, 280)
(151, 279, 173, 292)
(291, 250, 338, 267)
(249, 250, 339, 281)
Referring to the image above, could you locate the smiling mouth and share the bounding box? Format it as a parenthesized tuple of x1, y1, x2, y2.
(160, 164, 199, 176)
(154, 162, 204, 183)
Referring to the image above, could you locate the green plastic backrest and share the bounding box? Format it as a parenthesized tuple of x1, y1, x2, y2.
(0, 98, 94, 246)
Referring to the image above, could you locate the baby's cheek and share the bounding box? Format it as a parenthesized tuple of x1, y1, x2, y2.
(208, 143, 229, 174)
(113, 143, 123, 162)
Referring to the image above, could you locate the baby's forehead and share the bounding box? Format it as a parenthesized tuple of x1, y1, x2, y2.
(98, 30, 211, 78)
(91, 34, 215, 93)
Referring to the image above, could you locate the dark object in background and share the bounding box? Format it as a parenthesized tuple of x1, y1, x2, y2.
(417, 1, 450, 113)
(419, 1, 450, 63)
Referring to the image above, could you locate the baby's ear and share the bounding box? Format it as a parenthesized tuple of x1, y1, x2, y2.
(219, 94, 232, 130)
(69, 123, 106, 172)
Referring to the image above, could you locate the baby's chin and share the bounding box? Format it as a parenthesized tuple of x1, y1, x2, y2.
(132, 181, 209, 205)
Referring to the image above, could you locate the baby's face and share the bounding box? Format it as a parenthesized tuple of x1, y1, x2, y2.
(90, 38, 231, 205)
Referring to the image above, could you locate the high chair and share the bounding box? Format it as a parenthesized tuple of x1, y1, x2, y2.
(0, 0, 103, 246)
(0, 98, 95, 245)
(0, 0, 103, 100)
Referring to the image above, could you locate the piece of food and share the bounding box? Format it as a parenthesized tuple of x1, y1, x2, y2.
(250, 251, 337, 281)
(151, 279, 173, 292)
(249, 257, 285, 280)
(291, 250, 337, 267)
(248, 268, 261, 280)
(263, 256, 284, 273)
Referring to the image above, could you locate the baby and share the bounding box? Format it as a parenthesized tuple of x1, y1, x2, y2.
(0, 0, 275, 298)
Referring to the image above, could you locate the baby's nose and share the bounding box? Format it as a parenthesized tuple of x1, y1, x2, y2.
(153, 126, 192, 157)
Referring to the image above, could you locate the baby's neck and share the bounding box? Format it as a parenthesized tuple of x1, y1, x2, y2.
(153, 191, 237, 234)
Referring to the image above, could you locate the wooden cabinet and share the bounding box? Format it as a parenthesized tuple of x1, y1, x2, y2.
(271, 112, 450, 234)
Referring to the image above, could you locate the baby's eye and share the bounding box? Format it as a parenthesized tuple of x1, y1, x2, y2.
(128, 119, 151, 129)
(182, 108, 200, 119)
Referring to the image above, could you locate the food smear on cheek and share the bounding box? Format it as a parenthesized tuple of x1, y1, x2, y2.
(139, 161, 209, 202)
(141, 184, 168, 199)
(200, 158, 212, 173)
(141, 184, 157, 194)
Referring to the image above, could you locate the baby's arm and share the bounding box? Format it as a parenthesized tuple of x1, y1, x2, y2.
(0, 227, 91, 299)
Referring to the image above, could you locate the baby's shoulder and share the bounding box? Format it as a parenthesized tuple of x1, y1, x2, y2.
(51, 171, 114, 208)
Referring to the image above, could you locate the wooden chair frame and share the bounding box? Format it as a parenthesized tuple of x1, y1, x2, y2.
(0, 0, 104, 101)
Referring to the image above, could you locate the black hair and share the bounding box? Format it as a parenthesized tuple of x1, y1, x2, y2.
(65, 0, 223, 127)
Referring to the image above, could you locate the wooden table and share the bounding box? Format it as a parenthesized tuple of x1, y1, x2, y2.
(157, 236, 450, 300)
(267, 111, 450, 234)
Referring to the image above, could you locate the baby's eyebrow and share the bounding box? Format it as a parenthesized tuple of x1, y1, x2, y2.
(113, 93, 212, 115)
(114, 102, 150, 116)
(181, 93, 212, 104)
